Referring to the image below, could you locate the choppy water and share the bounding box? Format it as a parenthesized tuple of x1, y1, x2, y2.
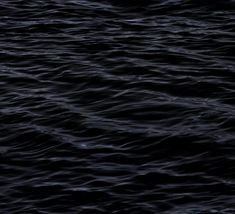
(0, 0, 235, 213)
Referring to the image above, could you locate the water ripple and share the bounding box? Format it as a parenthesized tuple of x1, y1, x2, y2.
(0, 0, 235, 213)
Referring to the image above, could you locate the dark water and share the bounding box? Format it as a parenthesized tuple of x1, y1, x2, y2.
(0, 0, 235, 213)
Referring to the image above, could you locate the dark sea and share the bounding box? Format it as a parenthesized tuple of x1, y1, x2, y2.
(0, 0, 235, 213)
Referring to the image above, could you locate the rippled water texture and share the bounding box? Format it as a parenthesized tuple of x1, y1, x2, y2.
(0, 0, 235, 213)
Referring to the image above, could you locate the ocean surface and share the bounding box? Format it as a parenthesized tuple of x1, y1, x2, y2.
(0, 0, 235, 213)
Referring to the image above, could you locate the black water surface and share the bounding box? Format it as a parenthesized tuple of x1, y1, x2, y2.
(0, 0, 235, 213)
